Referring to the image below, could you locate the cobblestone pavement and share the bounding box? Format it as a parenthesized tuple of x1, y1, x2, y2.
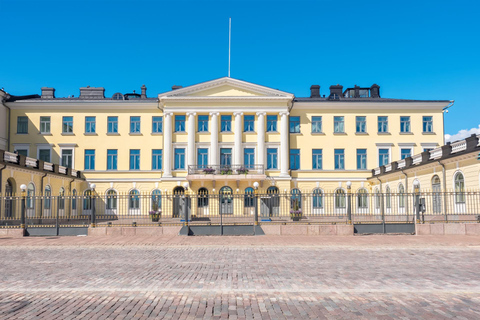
(1, 236, 480, 319)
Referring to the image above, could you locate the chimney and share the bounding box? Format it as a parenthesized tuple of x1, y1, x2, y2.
(354, 85, 360, 98)
(329, 84, 343, 99)
(79, 86, 105, 99)
(41, 87, 55, 99)
(371, 84, 380, 98)
(141, 85, 147, 99)
(171, 85, 183, 91)
(310, 85, 320, 98)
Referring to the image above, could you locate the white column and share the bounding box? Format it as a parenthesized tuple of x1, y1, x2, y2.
(280, 111, 289, 177)
(256, 112, 266, 173)
(187, 112, 196, 171)
(163, 112, 173, 177)
(210, 112, 219, 167)
(233, 112, 243, 166)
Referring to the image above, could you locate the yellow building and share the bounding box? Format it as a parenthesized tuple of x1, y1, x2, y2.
(0, 78, 453, 219)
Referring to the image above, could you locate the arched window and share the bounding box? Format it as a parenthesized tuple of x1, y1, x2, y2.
(385, 186, 391, 209)
(27, 183, 35, 209)
(129, 189, 140, 209)
(244, 187, 255, 208)
(290, 189, 302, 211)
(455, 172, 465, 203)
(59, 187, 65, 210)
(106, 190, 117, 210)
(313, 189, 323, 209)
(432, 175, 441, 187)
(44, 185, 51, 209)
(72, 189, 77, 210)
(83, 189, 93, 210)
(335, 189, 346, 208)
(151, 189, 161, 211)
(357, 189, 368, 209)
(398, 183, 405, 208)
(374, 188, 380, 209)
(267, 186, 279, 194)
(198, 187, 208, 208)
(112, 92, 124, 100)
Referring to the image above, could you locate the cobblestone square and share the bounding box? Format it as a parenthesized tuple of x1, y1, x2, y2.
(1, 235, 480, 319)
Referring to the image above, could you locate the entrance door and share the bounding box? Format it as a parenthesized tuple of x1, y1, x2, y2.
(261, 187, 279, 218)
(173, 187, 185, 218)
(219, 186, 233, 215)
(432, 175, 442, 214)
(5, 180, 13, 218)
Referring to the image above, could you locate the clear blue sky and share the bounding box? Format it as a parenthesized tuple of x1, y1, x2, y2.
(1, 0, 479, 137)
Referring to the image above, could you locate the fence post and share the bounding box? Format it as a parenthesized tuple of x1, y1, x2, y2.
(183, 194, 189, 228)
(21, 192, 26, 233)
(56, 196, 60, 236)
(90, 194, 96, 228)
(381, 193, 386, 234)
(347, 183, 352, 224)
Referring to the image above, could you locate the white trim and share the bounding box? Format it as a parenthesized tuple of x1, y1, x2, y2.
(60, 147, 75, 169)
(420, 142, 439, 148)
(376, 143, 394, 147)
(377, 145, 392, 167)
(37, 145, 53, 162)
(398, 143, 416, 147)
(12, 143, 30, 156)
(398, 146, 413, 161)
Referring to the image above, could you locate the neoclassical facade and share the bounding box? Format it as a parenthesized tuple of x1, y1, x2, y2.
(0, 77, 451, 200)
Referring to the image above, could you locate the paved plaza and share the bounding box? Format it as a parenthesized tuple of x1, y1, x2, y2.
(1, 235, 480, 319)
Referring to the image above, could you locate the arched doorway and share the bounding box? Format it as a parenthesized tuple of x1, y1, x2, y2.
(4, 179, 14, 218)
(219, 186, 233, 215)
(173, 186, 185, 218)
(261, 186, 279, 218)
(432, 175, 442, 213)
(197, 187, 209, 217)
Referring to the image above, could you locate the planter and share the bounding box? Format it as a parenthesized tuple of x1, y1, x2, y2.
(149, 211, 161, 222)
(291, 215, 301, 221)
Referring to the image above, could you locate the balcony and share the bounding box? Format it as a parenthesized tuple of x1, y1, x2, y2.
(187, 165, 266, 181)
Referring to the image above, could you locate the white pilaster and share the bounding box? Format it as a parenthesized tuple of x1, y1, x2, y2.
(210, 112, 219, 166)
(233, 112, 243, 166)
(256, 112, 266, 172)
(280, 111, 289, 177)
(163, 112, 173, 177)
(187, 112, 196, 170)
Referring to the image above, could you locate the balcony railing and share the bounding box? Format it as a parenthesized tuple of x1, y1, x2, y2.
(188, 164, 265, 175)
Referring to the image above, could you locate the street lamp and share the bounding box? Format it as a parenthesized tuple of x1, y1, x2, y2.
(346, 181, 352, 224)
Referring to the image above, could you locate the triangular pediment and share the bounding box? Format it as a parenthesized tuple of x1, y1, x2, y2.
(158, 77, 293, 99)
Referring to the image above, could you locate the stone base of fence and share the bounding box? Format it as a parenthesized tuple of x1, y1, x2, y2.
(88, 225, 183, 237)
(416, 223, 480, 236)
(260, 224, 354, 236)
(0, 228, 25, 238)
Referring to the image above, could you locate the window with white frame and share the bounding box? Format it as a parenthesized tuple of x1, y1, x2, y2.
(400, 148, 412, 159)
(423, 116, 433, 133)
(378, 116, 388, 133)
(267, 148, 278, 169)
(40, 116, 51, 134)
(378, 148, 389, 166)
(400, 116, 410, 133)
(311, 116, 322, 133)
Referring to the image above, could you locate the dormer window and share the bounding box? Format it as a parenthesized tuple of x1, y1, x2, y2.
(112, 93, 124, 100)
(329, 93, 340, 100)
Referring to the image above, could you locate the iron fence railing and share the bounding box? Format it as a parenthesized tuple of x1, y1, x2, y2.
(187, 164, 265, 175)
(0, 191, 479, 228)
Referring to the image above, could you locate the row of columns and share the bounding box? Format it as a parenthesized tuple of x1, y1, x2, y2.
(163, 112, 289, 177)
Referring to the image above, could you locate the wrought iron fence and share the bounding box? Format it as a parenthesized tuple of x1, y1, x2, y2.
(188, 164, 265, 175)
(1, 191, 479, 228)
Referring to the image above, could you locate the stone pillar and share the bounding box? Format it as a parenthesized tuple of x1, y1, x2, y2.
(233, 112, 243, 166)
(280, 112, 289, 177)
(187, 112, 196, 171)
(256, 112, 266, 172)
(163, 112, 173, 177)
(210, 112, 219, 166)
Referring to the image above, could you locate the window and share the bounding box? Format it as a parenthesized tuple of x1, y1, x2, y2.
(244, 187, 255, 207)
(26, 183, 35, 209)
(356, 116, 366, 133)
(398, 184, 405, 208)
(112, 93, 123, 100)
(59, 187, 65, 210)
(174, 148, 185, 170)
(197, 148, 208, 168)
(290, 116, 300, 133)
(198, 115, 208, 132)
(385, 186, 391, 209)
(335, 189, 346, 208)
(72, 189, 77, 210)
(423, 116, 433, 133)
(220, 148, 232, 166)
(83, 190, 93, 211)
(357, 149, 367, 170)
(40, 116, 50, 134)
(152, 116, 163, 133)
(423, 148, 434, 152)
(267, 148, 278, 170)
(17, 116, 28, 134)
(335, 149, 345, 170)
(378, 116, 388, 133)
(290, 189, 302, 210)
(221, 115, 231, 132)
(107, 149, 117, 170)
(44, 186, 51, 210)
(38, 149, 51, 162)
(455, 173, 465, 203)
(244, 115, 254, 132)
(267, 115, 277, 132)
(334, 116, 344, 133)
(62, 116, 73, 133)
(311, 116, 322, 133)
(107, 116, 118, 133)
(290, 149, 300, 170)
(198, 188, 209, 208)
(401, 148, 411, 159)
(244, 148, 255, 169)
(151, 189, 162, 211)
(357, 189, 368, 209)
(61, 149, 73, 168)
(85, 116, 96, 133)
(16, 149, 28, 156)
(129, 190, 140, 210)
(152, 149, 162, 170)
(379, 148, 389, 166)
(312, 149, 322, 170)
(106, 190, 117, 210)
(129, 149, 140, 170)
(400, 116, 410, 133)
(313, 189, 323, 209)
(175, 115, 185, 132)
(84, 150, 95, 170)
(130, 116, 141, 133)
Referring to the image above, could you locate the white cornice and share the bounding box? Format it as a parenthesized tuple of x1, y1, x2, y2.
(293, 101, 450, 110)
(7, 101, 159, 110)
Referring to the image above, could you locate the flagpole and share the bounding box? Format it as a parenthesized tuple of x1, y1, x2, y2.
(228, 17, 231, 77)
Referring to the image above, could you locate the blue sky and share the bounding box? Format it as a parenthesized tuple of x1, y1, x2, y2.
(1, 0, 479, 138)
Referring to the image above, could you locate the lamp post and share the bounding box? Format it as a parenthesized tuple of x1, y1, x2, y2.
(20, 184, 26, 232)
(253, 182, 259, 227)
(413, 180, 420, 224)
(346, 181, 352, 224)
(89, 183, 96, 228)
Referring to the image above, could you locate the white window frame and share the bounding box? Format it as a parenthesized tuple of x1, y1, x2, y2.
(376, 143, 393, 167)
(36, 143, 53, 163)
(59, 144, 77, 169)
(172, 142, 188, 171)
(13, 143, 30, 157)
(265, 143, 280, 171)
(398, 143, 415, 160)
